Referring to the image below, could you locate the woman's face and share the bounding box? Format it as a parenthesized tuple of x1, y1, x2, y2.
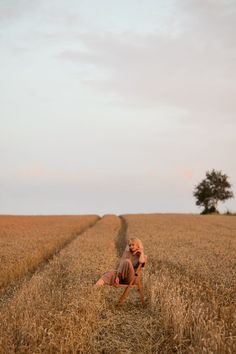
(128, 240, 139, 253)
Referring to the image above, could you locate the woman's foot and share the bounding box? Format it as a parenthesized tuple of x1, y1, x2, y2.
(95, 278, 105, 286)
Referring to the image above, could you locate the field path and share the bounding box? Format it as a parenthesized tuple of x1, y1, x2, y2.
(92, 216, 162, 354)
(0, 215, 121, 353)
(0, 217, 100, 309)
(1, 214, 235, 353)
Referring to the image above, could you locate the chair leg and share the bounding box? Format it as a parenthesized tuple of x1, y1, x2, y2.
(117, 276, 135, 305)
(118, 286, 131, 305)
(138, 279, 145, 305)
(117, 264, 145, 306)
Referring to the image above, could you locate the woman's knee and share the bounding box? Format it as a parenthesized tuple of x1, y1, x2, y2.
(123, 259, 132, 266)
(122, 259, 134, 273)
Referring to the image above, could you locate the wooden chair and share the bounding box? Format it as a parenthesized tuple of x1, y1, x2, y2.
(114, 262, 145, 306)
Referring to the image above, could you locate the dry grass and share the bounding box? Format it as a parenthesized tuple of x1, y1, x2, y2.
(123, 214, 236, 353)
(0, 214, 235, 353)
(0, 215, 120, 353)
(0, 215, 98, 294)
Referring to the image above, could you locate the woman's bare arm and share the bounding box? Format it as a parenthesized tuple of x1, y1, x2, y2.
(133, 248, 146, 264)
(139, 252, 146, 264)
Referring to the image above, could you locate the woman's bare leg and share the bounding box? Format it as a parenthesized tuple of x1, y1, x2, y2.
(95, 278, 105, 286)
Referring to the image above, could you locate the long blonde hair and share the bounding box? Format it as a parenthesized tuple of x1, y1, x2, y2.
(125, 238, 144, 252)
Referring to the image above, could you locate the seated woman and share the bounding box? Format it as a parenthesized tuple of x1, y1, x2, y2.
(95, 238, 146, 286)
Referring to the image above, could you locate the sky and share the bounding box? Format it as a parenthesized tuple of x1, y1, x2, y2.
(1, 0, 236, 215)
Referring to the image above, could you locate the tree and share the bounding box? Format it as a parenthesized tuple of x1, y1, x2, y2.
(193, 169, 234, 214)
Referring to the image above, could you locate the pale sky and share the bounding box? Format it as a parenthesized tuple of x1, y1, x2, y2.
(1, 0, 236, 215)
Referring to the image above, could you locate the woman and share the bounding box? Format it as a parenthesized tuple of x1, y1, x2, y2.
(95, 238, 146, 286)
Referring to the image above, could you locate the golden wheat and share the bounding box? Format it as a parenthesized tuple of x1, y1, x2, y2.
(124, 214, 236, 353)
(0, 215, 98, 293)
(0, 215, 120, 353)
(0, 214, 235, 353)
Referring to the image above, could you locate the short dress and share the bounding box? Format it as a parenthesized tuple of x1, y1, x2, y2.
(101, 250, 142, 285)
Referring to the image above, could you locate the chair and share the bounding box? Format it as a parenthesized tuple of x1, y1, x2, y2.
(114, 262, 145, 306)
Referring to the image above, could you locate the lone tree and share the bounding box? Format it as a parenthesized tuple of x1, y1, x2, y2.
(193, 169, 234, 214)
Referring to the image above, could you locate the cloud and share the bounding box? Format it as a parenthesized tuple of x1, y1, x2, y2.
(0, 0, 34, 25)
(180, 0, 236, 46)
(60, 32, 235, 116)
(57, 0, 236, 120)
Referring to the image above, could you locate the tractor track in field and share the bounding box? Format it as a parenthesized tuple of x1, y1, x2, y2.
(93, 216, 159, 354)
(115, 215, 128, 257)
(0, 216, 101, 309)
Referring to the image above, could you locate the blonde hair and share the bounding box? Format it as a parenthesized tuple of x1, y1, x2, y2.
(125, 238, 144, 252)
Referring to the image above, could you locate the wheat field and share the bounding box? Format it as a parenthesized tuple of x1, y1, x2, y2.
(0, 214, 235, 353)
(0, 215, 99, 296)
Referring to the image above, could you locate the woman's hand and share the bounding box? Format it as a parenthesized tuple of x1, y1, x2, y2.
(133, 248, 145, 263)
(133, 248, 143, 256)
(115, 276, 120, 285)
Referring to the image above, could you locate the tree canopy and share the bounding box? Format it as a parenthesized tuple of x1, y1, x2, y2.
(193, 169, 234, 214)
